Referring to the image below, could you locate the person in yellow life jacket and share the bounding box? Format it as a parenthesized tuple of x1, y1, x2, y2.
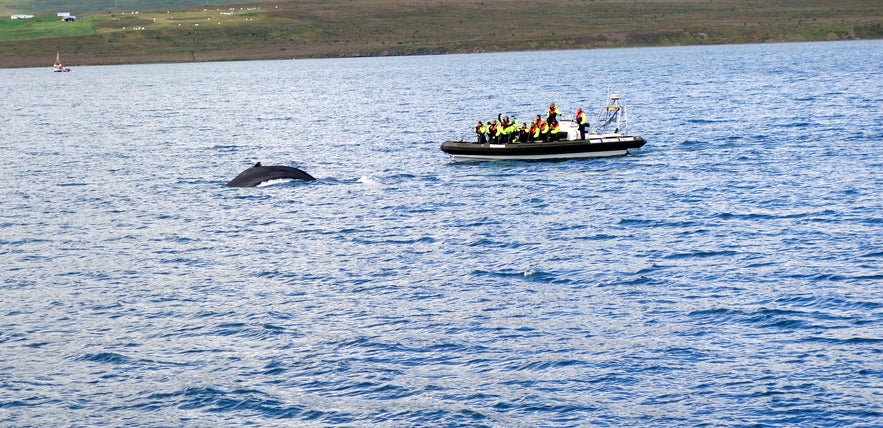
(475, 121, 488, 144)
(494, 120, 505, 144)
(506, 117, 519, 143)
(529, 122, 540, 142)
(575, 107, 588, 139)
(539, 119, 550, 142)
(497, 114, 510, 142)
(498, 114, 510, 128)
(549, 120, 561, 141)
(547, 103, 561, 124)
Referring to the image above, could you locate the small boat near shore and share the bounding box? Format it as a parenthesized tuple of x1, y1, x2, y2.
(53, 53, 71, 72)
(440, 94, 646, 161)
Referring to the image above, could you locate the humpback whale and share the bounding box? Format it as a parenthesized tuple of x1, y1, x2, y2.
(225, 162, 316, 187)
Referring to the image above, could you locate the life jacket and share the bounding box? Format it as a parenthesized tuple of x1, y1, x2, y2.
(548, 106, 561, 121)
(576, 110, 586, 124)
(551, 122, 560, 133)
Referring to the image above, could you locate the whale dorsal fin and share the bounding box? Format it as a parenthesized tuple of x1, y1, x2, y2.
(253, 162, 262, 167)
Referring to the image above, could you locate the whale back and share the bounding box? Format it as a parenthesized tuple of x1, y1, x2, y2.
(225, 163, 316, 187)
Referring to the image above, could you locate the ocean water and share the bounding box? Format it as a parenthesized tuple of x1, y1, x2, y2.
(1, 40, 881, 426)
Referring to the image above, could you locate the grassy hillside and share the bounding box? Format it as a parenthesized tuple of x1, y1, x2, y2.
(0, 15, 93, 40)
(1, 0, 880, 68)
(0, 0, 268, 15)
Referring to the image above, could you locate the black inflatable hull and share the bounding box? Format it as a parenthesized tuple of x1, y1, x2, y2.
(440, 135, 646, 161)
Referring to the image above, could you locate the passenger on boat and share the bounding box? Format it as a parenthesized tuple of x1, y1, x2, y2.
(518, 124, 529, 143)
(488, 120, 500, 144)
(547, 103, 561, 124)
(495, 120, 506, 144)
(493, 115, 504, 143)
(498, 114, 509, 129)
(549, 121, 561, 141)
(475, 121, 488, 144)
(506, 116, 519, 143)
(539, 119, 552, 142)
(528, 121, 539, 142)
(575, 107, 588, 139)
(496, 114, 515, 143)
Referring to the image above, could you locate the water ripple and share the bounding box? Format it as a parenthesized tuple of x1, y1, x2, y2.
(1, 41, 882, 427)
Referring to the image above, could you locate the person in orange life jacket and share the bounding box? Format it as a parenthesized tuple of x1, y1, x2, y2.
(549, 120, 561, 141)
(475, 121, 488, 144)
(498, 114, 510, 129)
(575, 107, 588, 139)
(528, 121, 540, 142)
(488, 120, 499, 144)
(547, 103, 561, 124)
(539, 119, 550, 142)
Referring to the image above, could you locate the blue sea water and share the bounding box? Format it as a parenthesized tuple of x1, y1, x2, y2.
(1, 40, 881, 426)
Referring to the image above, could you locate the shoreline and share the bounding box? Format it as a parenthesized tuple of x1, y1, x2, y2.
(2, 0, 880, 70)
(3, 39, 880, 70)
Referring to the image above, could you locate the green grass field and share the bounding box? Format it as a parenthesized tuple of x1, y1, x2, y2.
(0, 0, 880, 68)
(0, 0, 269, 15)
(0, 15, 93, 40)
